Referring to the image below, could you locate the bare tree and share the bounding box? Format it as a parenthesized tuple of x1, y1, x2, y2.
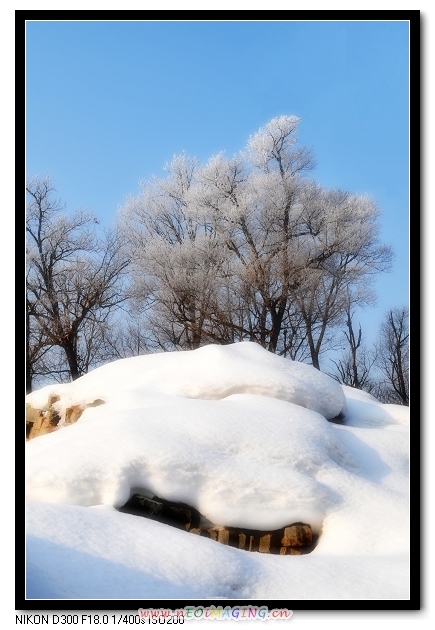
(26, 284, 53, 393)
(26, 176, 130, 384)
(330, 305, 377, 391)
(375, 307, 409, 405)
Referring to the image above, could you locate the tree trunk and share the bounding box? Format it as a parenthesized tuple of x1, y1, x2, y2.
(26, 363, 33, 395)
(268, 304, 286, 354)
(305, 326, 320, 370)
(26, 308, 32, 394)
(62, 338, 81, 381)
(394, 345, 408, 405)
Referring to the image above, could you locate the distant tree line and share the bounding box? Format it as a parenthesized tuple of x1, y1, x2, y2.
(26, 116, 409, 405)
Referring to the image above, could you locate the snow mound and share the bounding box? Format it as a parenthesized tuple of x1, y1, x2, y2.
(26, 343, 348, 531)
(342, 386, 409, 427)
(25, 343, 410, 601)
(26, 341, 345, 422)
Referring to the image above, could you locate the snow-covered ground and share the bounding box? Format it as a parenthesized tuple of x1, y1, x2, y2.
(25, 342, 410, 602)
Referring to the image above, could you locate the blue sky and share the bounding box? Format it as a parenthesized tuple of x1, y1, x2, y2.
(25, 18, 410, 348)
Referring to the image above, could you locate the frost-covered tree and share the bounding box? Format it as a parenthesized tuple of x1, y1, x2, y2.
(287, 183, 392, 369)
(26, 176, 129, 384)
(119, 116, 392, 360)
(119, 154, 233, 350)
(120, 117, 315, 351)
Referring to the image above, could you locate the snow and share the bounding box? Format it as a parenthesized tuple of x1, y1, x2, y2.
(25, 341, 410, 602)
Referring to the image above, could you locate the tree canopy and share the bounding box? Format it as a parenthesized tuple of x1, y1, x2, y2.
(119, 115, 393, 365)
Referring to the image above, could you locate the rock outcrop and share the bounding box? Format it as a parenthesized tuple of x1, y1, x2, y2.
(120, 493, 316, 555)
(119, 494, 201, 530)
(189, 523, 314, 554)
(65, 399, 105, 425)
(26, 397, 105, 440)
(26, 396, 61, 440)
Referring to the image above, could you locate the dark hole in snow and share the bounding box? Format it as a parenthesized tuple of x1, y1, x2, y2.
(328, 410, 346, 424)
(119, 494, 201, 530)
(119, 493, 318, 555)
